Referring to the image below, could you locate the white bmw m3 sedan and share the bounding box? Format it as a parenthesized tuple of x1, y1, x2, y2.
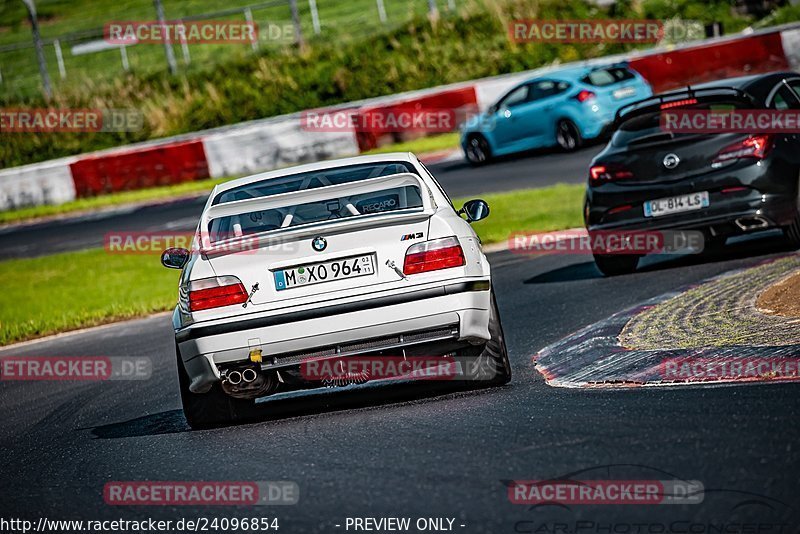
(161, 153, 510, 428)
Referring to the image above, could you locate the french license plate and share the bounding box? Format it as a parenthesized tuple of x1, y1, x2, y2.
(644, 192, 710, 218)
(273, 254, 376, 291)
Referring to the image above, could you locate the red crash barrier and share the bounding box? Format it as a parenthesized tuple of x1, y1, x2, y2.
(355, 86, 478, 152)
(629, 32, 790, 94)
(70, 140, 210, 197)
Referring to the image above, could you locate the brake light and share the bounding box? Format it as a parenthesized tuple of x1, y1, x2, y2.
(589, 164, 634, 186)
(713, 134, 773, 163)
(660, 98, 698, 109)
(403, 237, 465, 275)
(187, 276, 248, 311)
(575, 90, 596, 103)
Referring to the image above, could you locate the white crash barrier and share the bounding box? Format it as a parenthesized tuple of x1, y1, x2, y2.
(203, 117, 360, 178)
(0, 158, 77, 211)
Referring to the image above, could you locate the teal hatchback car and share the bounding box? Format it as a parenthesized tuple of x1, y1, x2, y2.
(461, 63, 652, 165)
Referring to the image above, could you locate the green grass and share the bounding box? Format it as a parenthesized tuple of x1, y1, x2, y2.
(468, 184, 585, 244)
(0, 183, 584, 345)
(0, 176, 233, 225)
(364, 133, 460, 156)
(0, 248, 180, 345)
(0, 0, 433, 99)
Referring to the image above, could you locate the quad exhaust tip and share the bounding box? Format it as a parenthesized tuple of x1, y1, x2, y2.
(735, 216, 770, 231)
(226, 370, 243, 385)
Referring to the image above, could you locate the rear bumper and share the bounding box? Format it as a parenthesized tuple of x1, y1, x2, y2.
(176, 280, 492, 393)
(588, 190, 796, 238)
(586, 157, 800, 238)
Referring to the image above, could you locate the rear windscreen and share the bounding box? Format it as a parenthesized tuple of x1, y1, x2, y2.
(213, 161, 419, 205)
(612, 99, 749, 147)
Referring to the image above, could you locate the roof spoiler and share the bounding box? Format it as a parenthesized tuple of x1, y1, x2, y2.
(198, 172, 435, 253)
(613, 86, 756, 128)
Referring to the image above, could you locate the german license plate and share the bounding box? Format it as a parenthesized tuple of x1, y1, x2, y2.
(644, 192, 709, 218)
(273, 254, 376, 291)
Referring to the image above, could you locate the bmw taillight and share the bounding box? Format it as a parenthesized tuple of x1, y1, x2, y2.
(575, 90, 596, 103)
(403, 237, 465, 275)
(187, 276, 248, 311)
(589, 164, 634, 186)
(713, 134, 773, 163)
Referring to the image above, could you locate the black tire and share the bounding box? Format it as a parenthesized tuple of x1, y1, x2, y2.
(464, 134, 492, 166)
(784, 212, 800, 248)
(176, 344, 256, 429)
(458, 292, 512, 386)
(556, 119, 583, 152)
(593, 254, 639, 276)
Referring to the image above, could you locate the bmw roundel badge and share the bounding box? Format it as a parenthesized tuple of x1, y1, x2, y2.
(312, 236, 327, 252)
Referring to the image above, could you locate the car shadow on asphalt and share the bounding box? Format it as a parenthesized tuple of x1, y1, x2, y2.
(524, 233, 797, 284)
(86, 381, 509, 438)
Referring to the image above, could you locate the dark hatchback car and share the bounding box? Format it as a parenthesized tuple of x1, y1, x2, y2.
(584, 71, 800, 276)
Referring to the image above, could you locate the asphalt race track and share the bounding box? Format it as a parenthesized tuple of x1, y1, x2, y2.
(0, 146, 599, 260)
(2, 236, 800, 530)
(2, 146, 799, 530)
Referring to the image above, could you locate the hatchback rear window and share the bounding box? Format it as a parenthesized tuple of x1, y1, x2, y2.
(581, 67, 636, 87)
(612, 99, 749, 147)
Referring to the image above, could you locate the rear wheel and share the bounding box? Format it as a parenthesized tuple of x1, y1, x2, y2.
(593, 254, 639, 276)
(176, 344, 256, 429)
(465, 134, 491, 166)
(458, 292, 511, 386)
(556, 119, 583, 152)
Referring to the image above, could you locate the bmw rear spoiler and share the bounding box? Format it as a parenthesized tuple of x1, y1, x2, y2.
(613, 86, 756, 128)
(198, 173, 436, 253)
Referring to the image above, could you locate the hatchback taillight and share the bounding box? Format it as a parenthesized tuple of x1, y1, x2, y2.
(589, 164, 634, 186)
(575, 90, 596, 103)
(403, 237, 465, 275)
(187, 276, 248, 311)
(713, 134, 773, 163)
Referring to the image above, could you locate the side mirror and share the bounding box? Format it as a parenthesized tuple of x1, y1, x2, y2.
(161, 247, 190, 269)
(459, 199, 490, 223)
